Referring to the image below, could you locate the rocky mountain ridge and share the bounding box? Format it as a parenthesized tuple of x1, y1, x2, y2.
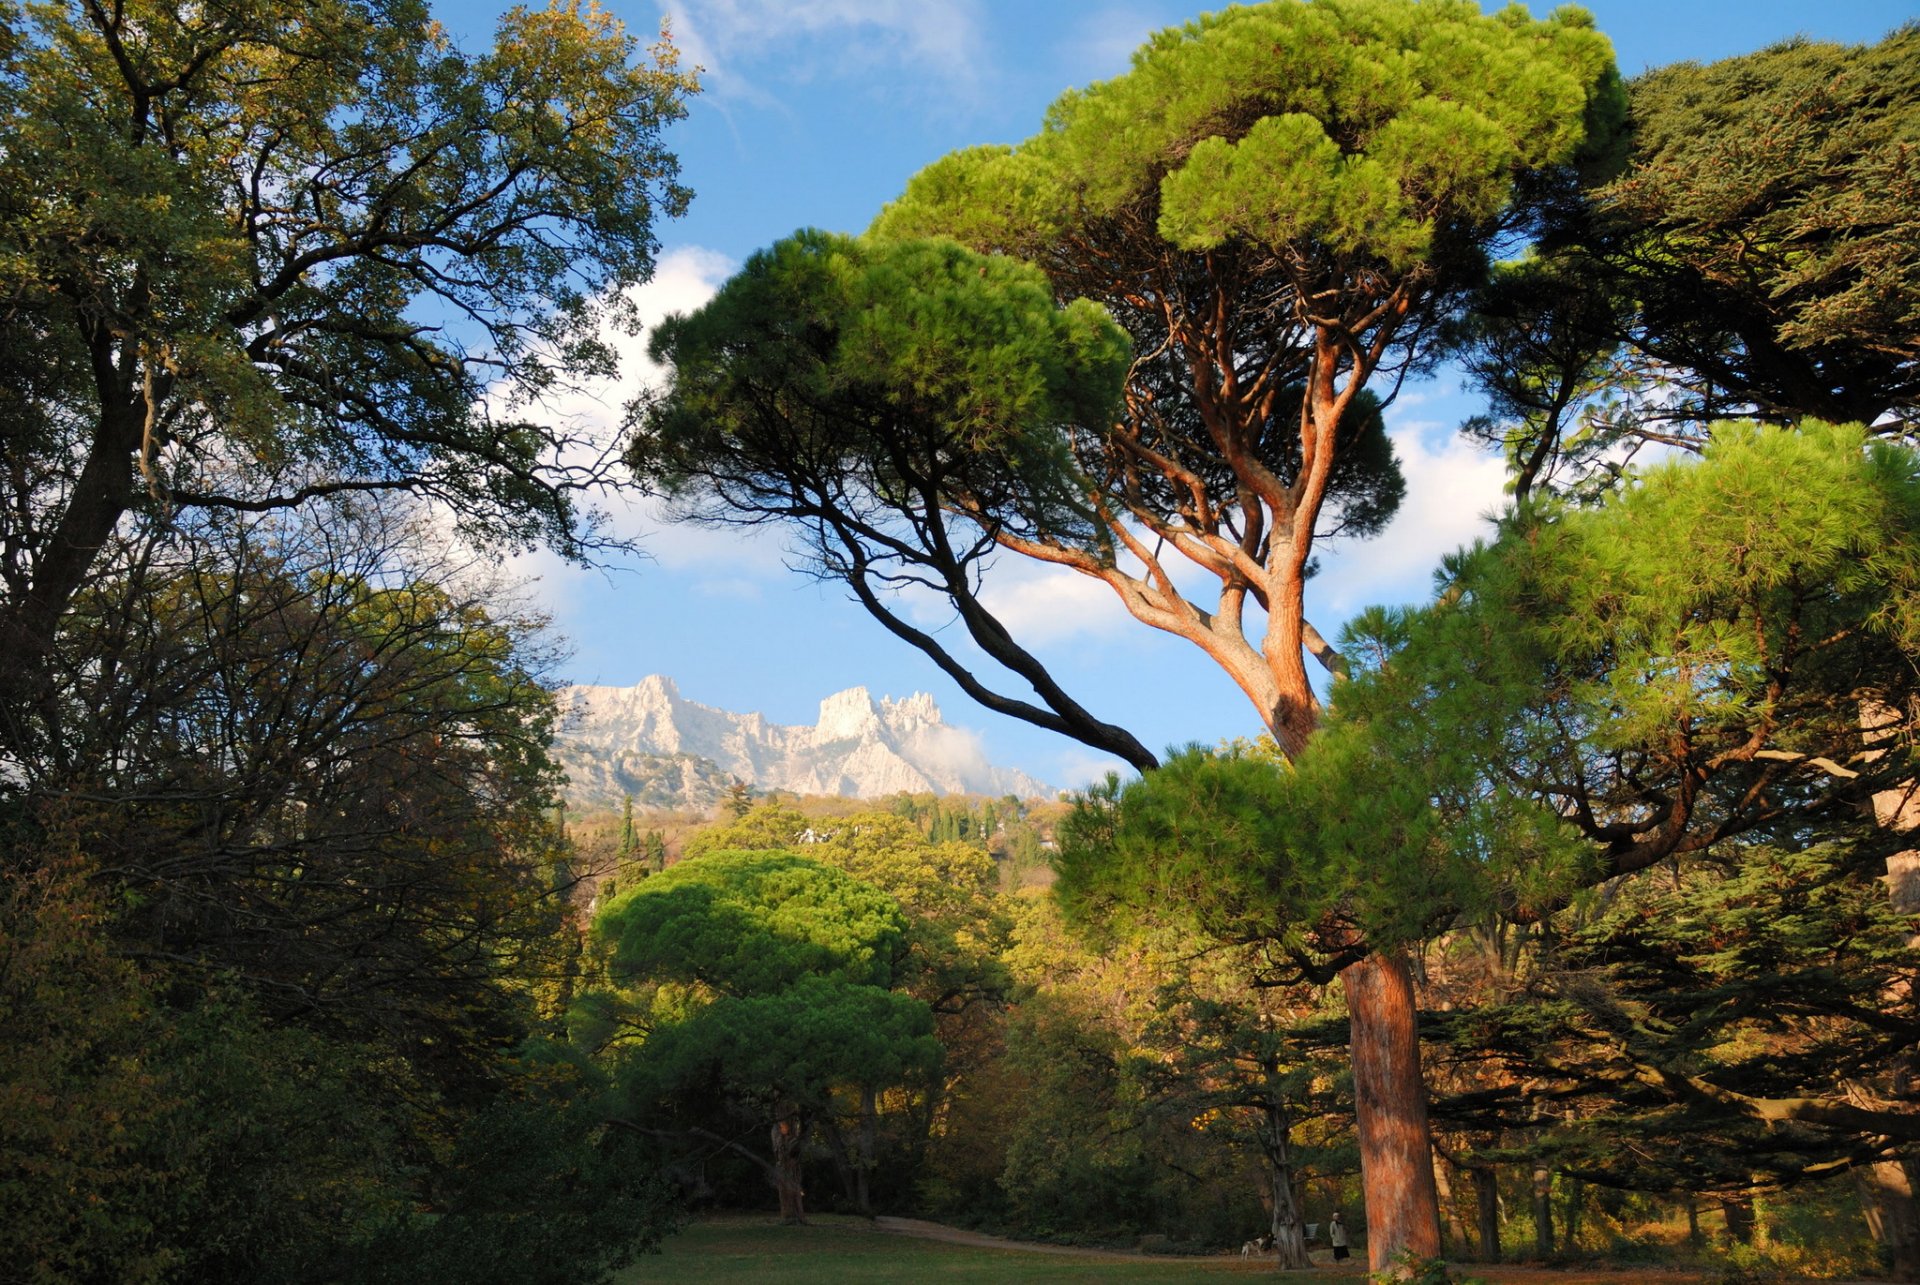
(553, 676, 1052, 811)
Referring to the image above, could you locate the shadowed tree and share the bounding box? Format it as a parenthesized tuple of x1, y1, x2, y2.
(682, 804, 1010, 1210)
(12, 500, 574, 1078)
(0, 0, 696, 752)
(1451, 25, 1920, 498)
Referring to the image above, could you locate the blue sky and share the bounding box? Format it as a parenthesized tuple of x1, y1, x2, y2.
(444, 0, 1913, 791)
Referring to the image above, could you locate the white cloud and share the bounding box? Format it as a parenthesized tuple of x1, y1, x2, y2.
(663, 0, 986, 101)
(489, 243, 807, 616)
(694, 576, 767, 600)
(528, 244, 736, 451)
(1311, 420, 1509, 620)
(974, 562, 1135, 645)
(1049, 746, 1132, 794)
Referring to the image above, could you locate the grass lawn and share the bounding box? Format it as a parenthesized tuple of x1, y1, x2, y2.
(614, 1214, 1368, 1283)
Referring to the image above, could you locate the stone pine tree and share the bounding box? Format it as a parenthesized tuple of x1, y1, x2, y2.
(1065, 423, 1920, 1268)
(630, 0, 1621, 1266)
(591, 850, 941, 1222)
(1331, 423, 1920, 1275)
(632, 231, 1150, 768)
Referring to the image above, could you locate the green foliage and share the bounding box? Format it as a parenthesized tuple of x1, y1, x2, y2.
(0, 498, 668, 1281)
(639, 223, 1128, 439)
(860, 0, 1618, 755)
(0, 0, 697, 734)
(644, 829, 670, 873)
(28, 504, 572, 1074)
(1452, 24, 1920, 486)
(1605, 27, 1920, 406)
(0, 856, 177, 1283)
(688, 803, 998, 924)
(1333, 423, 1920, 1191)
(586, 853, 944, 1222)
(343, 1080, 680, 1285)
(630, 226, 1129, 564)
(1053, 729, 1560, 962)
(621, 973, 941, 1112)
(992, 991, 1161, 1236)
(875, 0, 1618, 272)
(596, 848, 909, 995)
(1333, 420, 1920, 893)
(1437, 840, 1917, 1192)
(619, 795, 639, 861)
(1055, 749, 1316, 953)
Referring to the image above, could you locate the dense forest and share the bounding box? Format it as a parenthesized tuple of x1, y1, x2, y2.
(2, 0, 1915, 1281)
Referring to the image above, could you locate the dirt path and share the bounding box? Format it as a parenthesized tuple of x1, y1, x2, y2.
(863, 1217, 1742, 1282)
(867, 1216, 1189, 1262)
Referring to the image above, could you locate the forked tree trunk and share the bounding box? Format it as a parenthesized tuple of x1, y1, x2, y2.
(1263, 1101, 1313, 1269)
(1563, 1176, 1584, 1250)
(814, 1114, 859, 1210)
(1721, 1193, 1755, 1245)
(1344, 950, 1443, 1273)
(1472, 1165, 1501, 1261)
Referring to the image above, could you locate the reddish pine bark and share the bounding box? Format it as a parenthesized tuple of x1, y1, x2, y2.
(1344, 950, 1443, 1273)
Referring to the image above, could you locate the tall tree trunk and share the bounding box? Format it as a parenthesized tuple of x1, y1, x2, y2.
(1263, 1100, 1313, 1269)
(1531, 1161, 1553, 1258)
(1472, 1166, 1501, 1262)
(0, 406, 140, 754)
(814, 1113, 859, 1210)
(1855, 1157, 1920, 1282)
(1563, 1176, 1584, 1250)
(1720, 1193, 1755, 1245)
(1862, 709, 1920, 1280)
(771, 1106, 807, 1223)
(1432, 1149, 1471, 1252)
(1344, 949, 1443, 1273)
(856, 1084, 878, 1216)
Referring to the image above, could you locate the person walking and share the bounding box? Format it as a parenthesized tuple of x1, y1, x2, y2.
(1329, 1211, 1350, 1262)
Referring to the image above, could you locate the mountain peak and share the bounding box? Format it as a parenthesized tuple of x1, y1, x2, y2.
(552, 678, 1050, 809)
(816, 685, 880, 740)
(882, 691, 941, 726)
